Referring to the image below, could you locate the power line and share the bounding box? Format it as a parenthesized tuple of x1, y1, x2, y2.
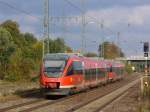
(63, 0, 115, 34)
(0, 0, 80, 24)
(0, 0, 115, 44)
(0, 0, 39, 20)
(0, 0, 73, 34)
(0, 0, 114, 35)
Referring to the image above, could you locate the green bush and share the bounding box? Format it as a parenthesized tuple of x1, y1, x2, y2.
(125, 62, 133, 74)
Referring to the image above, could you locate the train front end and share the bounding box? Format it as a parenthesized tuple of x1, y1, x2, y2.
(40, 53, 70, 95)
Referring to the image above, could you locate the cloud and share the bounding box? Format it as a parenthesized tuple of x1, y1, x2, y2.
(128, 5, 150, 25)
(85, 5, 150, 27)
(13, 14, 40, 24)
(61, 4, 150, 34)
(21, 26, 36, 33)
(24, 15, 40, 24)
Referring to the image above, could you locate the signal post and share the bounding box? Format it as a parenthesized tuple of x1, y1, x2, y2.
(141, 42, 150, 98)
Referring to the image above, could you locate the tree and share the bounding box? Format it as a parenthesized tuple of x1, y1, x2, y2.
(98, 41, 124, 59)
(6, 48, 34, 81)
(0, 20, 20, 36)
(0, 27, 15, 79)
(84, 52, 98, 57)
(48, 38, 67, 53)
(0, 20, 26, 48)
(125, 62, 133, 74)
(65, 46, 73, 53)
(53, 38, 65, 53)
(0, 20, 73, 81)
(23, 33, 37, 45)
(6, 48, 22, 81)
(32, 41, 43, 62)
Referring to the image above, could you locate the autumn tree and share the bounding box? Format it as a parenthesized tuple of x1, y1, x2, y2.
(0, 20, 72, 81)
(98, 41, 124, 59)
(84, 52, 98, 57)
(0, 27, 15, 79)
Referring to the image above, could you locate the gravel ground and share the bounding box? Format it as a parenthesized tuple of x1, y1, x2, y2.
(29, 74, 141, 112)
(0, 73, 141, 112)
(0, 98, 39, 109)
(0, 80, 40, 102)
(101, 83, 141, 112)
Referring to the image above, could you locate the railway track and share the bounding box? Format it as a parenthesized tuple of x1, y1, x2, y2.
(0, 73, 141, 112)
(0, 90, 82, 112)
(97, 84, 140, 112)
(0, 99, 44, 112)
(71, 79, 139, 112)
(65, 77, 140, 112)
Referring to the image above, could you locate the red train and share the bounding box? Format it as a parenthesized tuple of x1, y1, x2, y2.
(40, 53, 124, 95)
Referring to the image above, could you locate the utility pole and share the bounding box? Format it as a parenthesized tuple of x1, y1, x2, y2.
(43, 0, 50, 58)
(81, 0, 86, 54)
(62, 1, 67, 39)
(100, 20, 104, 58)
(117, 32, 121, 57)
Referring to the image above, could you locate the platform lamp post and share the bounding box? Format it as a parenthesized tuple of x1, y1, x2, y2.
(85, 20, 105, 58)
(95, 20, 105, 59)
(100, 20, 104, 59)
(81, 21, 99, 55)
(117, 32, 121, 57)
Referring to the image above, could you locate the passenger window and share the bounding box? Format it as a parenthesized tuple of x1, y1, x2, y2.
(110, 66, 113, 72)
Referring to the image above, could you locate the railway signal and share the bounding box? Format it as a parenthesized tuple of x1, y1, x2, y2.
(141, 42, 150, 98)
(144, 52, 148, 57)
(143, 42, 149, 53)
(142, 42, 149, 75)
(143, 42, 149, 58)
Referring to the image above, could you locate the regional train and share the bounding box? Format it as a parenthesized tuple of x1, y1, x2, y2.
(39, 53, 124, 95)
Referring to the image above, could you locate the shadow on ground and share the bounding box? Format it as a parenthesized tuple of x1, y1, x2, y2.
(14, 88, 66, 100)
(14, 88, 43, 99)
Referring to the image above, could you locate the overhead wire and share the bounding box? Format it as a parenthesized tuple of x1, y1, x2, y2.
(0, 0, 38, 20)
(63, 0, 115, 34)
(0, 0, 115, 39)
(0, 0, 73, 34)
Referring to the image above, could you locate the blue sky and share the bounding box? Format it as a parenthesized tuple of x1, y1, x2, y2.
(0, 0, 150, 56)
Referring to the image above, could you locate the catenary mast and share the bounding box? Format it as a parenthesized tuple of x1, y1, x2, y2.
(43, 0, 50, 58)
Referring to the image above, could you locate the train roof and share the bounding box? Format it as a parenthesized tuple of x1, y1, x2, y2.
(44, 53, 124, 67)
(44, 53, 82, 60)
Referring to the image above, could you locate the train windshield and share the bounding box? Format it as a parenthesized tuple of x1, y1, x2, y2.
(44, 60, 66, 77)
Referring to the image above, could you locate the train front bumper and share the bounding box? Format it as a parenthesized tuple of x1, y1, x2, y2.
(42, 88, 70, 95)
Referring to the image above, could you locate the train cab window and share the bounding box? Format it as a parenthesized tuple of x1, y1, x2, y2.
(67, 64, 73, 76)
(67, 61, 83, 76)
